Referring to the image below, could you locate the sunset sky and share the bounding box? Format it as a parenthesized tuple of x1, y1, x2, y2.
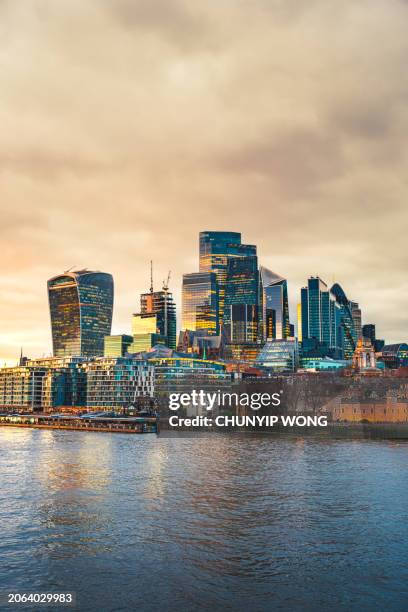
(1, 0, 407, 364)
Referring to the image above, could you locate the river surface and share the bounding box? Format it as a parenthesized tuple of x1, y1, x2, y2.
(0, 428, 408, 611)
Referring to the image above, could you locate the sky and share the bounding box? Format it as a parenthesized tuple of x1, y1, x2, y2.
(1, 0, 407, 364)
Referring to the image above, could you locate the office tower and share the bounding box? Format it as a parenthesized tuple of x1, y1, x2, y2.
(222, 255, 260, 343)
(300, 277, 341, 357)
(182, 272, 218, 334)
(297, 304, 302, 342)
(362, 323, 385, 353)
(260, 267, 290, 340)
(199, 231, 256, 323)
(104, 334, 133, 358)
(330, 283, 359, 360)
(130, 312, 167, 352)
(374, 339, 385, 352)
(362, 324, 376, 343)
(134, 279, 177, 350)
(350, 301, 362, 339)
(48, 270, 114, 358)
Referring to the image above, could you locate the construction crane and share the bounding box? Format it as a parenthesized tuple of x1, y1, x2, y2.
(163, 270, 171, 292)
(162, 271, 171, 338)
(150, 260, 154, 294)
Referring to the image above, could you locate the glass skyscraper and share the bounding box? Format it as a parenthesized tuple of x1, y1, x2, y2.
(48, 270, 114, 358)
(222, 255, 260, 342)
(182, 272, 218, 334)
(300, 277, 341, 356)
(350, 301, 362, 339)
(330, 283, 359, 360)
(300, 277, 361, 359)
(260, 267, 290, 340)
(199, 231, 256, 323)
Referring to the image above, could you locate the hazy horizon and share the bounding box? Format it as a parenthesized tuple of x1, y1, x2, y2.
(1, 0, 407, 364)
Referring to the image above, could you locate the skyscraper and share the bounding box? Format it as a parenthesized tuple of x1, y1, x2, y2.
(260, 267, 290, 340)
(134, 283, 177, 350)
(300, 277, 340, 356)
(362, 324, 376, 343)
(222, 254, 260, 343)
(199, 231, 256, 323)
(182, 272, 218, 334)
(297, 303, 303, 342)
(362, 323, 385, 353)
(48, 270, 114, 357)
(350, 301, 362, 340)
(331, 283, 359, 360)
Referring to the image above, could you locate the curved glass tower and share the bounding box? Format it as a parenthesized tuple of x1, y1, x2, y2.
(330, 282, 358, 359)
(48, 270, 114, 357)
(260, 267, 290, 340)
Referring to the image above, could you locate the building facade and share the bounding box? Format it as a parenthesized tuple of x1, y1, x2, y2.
(331, 283, 359, 360)
(300, 277, 361, 359)
(199, 231, 256, 323)
(300, 277, 340, 356)
(152, 357, 231, 413)
(85, 358, 154, 409)
(0, 357, 87, 412)
(182, 272, 218, 335)
(136, 289, 177, 349)
(350, 301, 362, 340)
(333, 399, 408, 423)
(260, 267, 290, 340)
(48, 270, 114, 357)
(380, 344, 408, 370)
(222, 255, 260, 343)
(104, 335, 133, 357)
(256, 338, 299, 372)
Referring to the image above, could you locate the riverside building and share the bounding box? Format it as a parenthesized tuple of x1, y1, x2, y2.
(152, 356, 232, 413)
(0, 357, 88, 412)
(84, 358, 155, 409)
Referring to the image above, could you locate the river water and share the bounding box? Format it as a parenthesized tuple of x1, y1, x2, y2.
(1, 428, 408, 611)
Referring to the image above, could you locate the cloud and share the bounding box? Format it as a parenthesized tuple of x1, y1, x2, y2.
(0, 0, 407, 361)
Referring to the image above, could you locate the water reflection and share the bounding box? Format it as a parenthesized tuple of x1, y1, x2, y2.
(1, 430, 408, 611)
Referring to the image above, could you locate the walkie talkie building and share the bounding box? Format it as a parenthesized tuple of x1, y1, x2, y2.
(48, 270, 114, 357)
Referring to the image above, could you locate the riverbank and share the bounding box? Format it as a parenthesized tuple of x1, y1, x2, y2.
(0, 413, 158, 434)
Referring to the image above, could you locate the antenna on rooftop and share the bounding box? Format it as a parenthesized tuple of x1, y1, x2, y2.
(163, 271, 171, 338)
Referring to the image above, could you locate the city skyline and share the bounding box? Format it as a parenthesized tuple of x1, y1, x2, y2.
(0, 234, 402, 365)
(1, 1, 408, 363)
